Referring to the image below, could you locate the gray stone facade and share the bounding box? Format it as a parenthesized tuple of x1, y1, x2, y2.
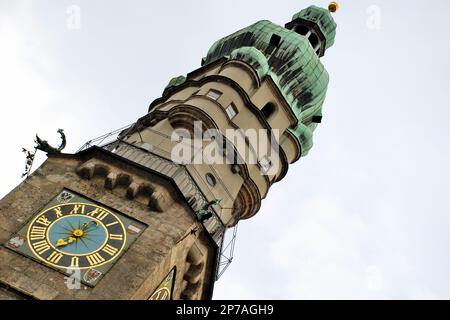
(0, 149, 216, 300)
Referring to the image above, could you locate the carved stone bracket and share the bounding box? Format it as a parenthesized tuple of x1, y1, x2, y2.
(76, 159, 174, 212)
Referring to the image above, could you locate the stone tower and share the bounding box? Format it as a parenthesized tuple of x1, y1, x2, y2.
(0, 5, 336, 300)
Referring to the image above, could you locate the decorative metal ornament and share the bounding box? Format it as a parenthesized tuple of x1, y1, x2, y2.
(35, 128, 67, 154)
(195, 199, 221, 222)
(328, 2, 339, 13)
(21, 147, 36, 178)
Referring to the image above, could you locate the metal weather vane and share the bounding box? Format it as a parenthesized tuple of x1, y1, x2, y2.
(21, 148, 36, 178)
(21, 129, 67, 178)
(35, 128, 67, 154)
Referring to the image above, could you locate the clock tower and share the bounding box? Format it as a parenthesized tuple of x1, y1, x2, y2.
(0, 5, 337, 300)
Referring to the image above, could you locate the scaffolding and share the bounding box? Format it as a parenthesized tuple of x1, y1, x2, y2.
(77, 123, 238, 280)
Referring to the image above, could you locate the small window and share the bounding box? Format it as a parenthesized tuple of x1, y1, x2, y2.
(259, 156, 272, 173)
(206, 90, 221, 100)
(294, 25, 309, 36)
(312, 115, 322, 123)
(226, 103, 238, 119)
(205, 173, 217, 187)
(261, 103, 276, 119)
(270, 34, 281, 47)
(309, 33, 319, 50)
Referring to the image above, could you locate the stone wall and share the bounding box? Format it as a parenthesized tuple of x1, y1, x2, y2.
(0, 149, 216, 300)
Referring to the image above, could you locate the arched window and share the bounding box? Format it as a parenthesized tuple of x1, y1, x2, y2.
(261, 103, 276, 120)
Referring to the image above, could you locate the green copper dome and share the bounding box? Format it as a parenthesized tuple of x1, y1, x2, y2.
(291, 5, 337, 50)
(164, 5, 336, 158)
(229, 47, 269, 81)
(203, 5, 336, 157)
(165, 75, 186, 90)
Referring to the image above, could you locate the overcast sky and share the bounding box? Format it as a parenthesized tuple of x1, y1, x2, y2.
(1, 0, 450, 299)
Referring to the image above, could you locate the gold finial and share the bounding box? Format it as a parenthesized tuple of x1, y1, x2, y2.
(328, 2, 339, 13)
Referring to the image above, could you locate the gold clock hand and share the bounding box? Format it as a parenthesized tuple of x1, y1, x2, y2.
(56, 238, 68, 247)
(56, 236, 76, 247)
(56, 221, 98, 248)
(82, 221, 98, 232)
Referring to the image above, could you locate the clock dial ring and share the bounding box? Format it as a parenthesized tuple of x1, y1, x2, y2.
(6, 189, 148, 287)
(149, 287, 171, 300)
(26, 202, 127, 270)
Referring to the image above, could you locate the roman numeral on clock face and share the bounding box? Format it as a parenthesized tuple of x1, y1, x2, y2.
(86, 253, 105, 266)
(102, 244, 118, 256)
(109, 234, 123, 241)
(30, 226, 47, 240)
(106, 221, 119, 227)
(86, 208, 109, 221)
(32, 240, 51, 254)
(54, 207, 63, 218)
(69, 204, 85, 215)
(36, 215, 52, 227)
(47, 251, 63, 264)
(70, 256, 79, 268)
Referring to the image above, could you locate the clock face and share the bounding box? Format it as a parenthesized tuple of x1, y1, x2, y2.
(148, 267, 176, 300)
(28, 203, 126, 270)
(5, 189, 147, 286)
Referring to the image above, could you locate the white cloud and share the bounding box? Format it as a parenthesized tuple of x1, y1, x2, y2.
(266, 195, 439, 299)
(0, 2, 57, 194)
(213, 281, 255, 300)
(268, 195, 370, 299)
